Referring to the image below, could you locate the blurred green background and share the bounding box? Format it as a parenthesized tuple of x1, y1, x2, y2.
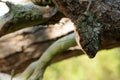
(43, 48, 120, 80)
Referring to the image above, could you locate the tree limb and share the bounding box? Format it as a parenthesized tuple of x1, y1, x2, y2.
(0, 1, 57, 36)
(0, 0, 119, 80)
(0, 17, 119, 79)
(0, 18, 77, 73)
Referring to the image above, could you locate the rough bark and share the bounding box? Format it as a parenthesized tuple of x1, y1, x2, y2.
(53, 0, 120, 58)
(0, 0, 119, 80)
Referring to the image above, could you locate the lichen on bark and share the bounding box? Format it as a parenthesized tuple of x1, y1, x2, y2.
(52, 0, 120, 58)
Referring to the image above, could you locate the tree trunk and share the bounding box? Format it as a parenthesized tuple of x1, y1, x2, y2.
(53, 0, 120, 57)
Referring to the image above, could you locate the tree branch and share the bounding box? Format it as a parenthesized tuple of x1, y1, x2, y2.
(0, 1, 57, 36)
(0, 0, 119, 80)
(0, 18, 76, 73)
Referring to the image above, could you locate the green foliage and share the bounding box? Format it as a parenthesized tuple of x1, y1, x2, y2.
(43, 48, 120, 80)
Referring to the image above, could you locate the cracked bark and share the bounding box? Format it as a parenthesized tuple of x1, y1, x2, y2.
(53, 0, 120, 57)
